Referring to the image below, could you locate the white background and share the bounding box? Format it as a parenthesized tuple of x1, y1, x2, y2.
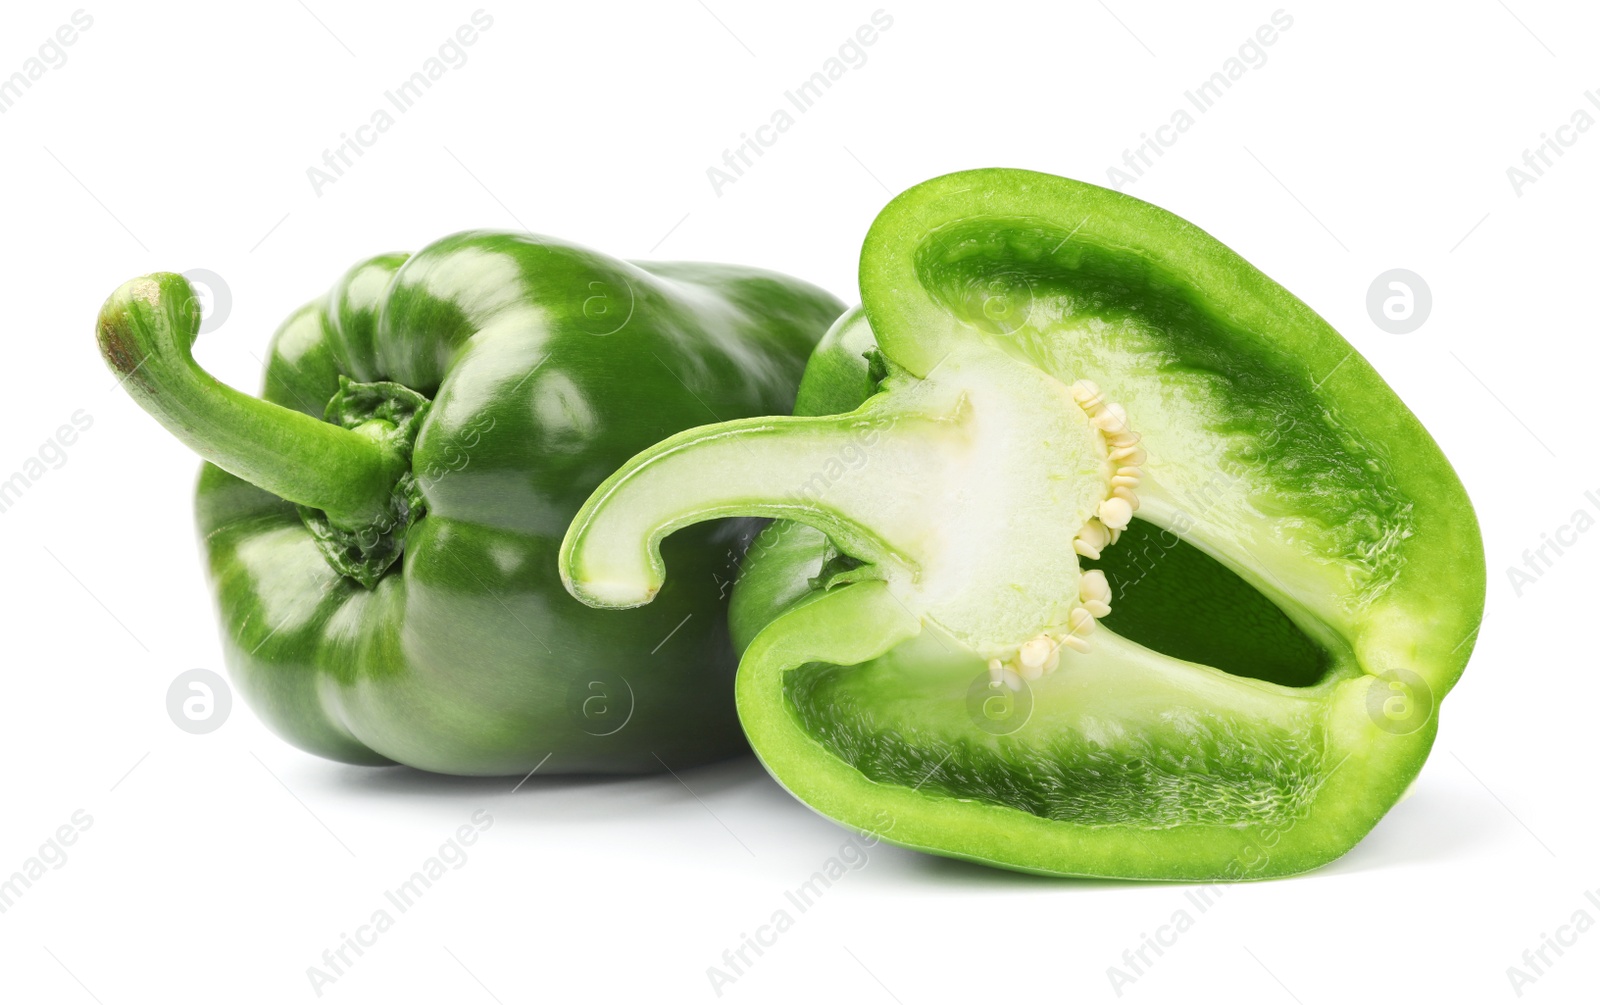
(1, 1, 1596, 1002)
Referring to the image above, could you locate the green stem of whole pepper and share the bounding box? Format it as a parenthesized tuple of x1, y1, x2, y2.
(98, 273, 408, 534)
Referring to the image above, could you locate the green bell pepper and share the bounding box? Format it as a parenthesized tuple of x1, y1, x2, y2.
(96, 231, 842, 775)
(561, 169, 1485, 879)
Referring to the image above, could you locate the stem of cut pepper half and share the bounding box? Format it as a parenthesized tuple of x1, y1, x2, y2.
(561, 340, 1146, 675)
(96, 273, 407, 531)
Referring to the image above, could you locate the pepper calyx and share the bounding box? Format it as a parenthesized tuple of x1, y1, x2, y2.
(296, 377, 433, 588)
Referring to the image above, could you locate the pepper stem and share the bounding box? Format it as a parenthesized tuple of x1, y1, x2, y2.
(96, 273, 407, 532)
(559, 405, 959, 610)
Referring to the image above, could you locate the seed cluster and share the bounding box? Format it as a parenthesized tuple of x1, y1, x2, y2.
(987, 380, 1142, 690)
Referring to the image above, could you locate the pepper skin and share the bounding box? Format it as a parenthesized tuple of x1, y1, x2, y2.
(96, 232, 842, 774)
(561, 169, 1485, 879)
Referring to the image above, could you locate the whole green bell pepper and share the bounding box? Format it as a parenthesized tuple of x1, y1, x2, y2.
(560, 169, 1485, 878)
(96, 232, 842, 775)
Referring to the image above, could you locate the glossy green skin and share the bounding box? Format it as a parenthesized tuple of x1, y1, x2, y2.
(719, 170, 1485, 879)
(199, 232, 841, 774)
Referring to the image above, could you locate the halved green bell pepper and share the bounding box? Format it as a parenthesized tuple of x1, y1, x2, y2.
(96, 232, 842, 774)
(560, 169, 1485, 878)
